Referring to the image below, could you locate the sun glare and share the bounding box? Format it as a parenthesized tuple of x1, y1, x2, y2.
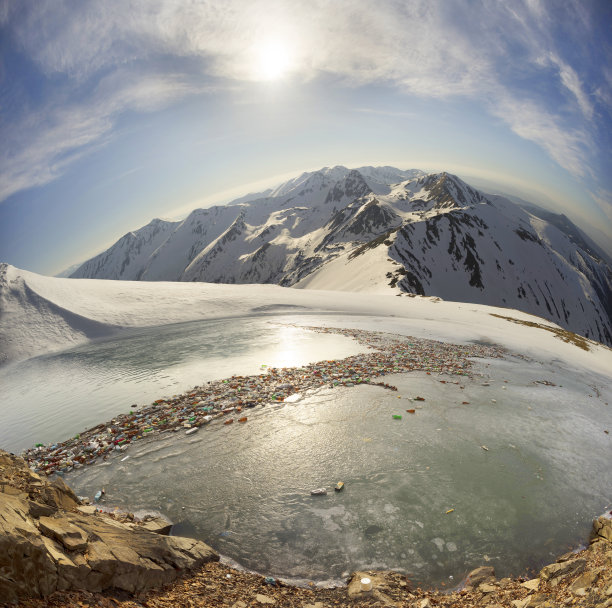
(253, 40, 293, 81)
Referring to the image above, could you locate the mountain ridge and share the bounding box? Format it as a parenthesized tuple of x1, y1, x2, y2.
(70, 166, 612, 346)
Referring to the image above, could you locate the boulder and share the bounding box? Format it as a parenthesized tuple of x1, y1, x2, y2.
(479, 583, 498, 593)
(44, 511, 218, 594)
(346, 570, 410, 604)
(465, 565, 496, 588)
(347, 571, 375, 598)
(0, 450, 219, 600)
(511, 595, 556, 608)
(522, 594, 553, 608)
(0, 493, 58, 602)
(41, 536, 83, 591)
(521, 578, 540, 591)
(27, 499, 56, 518)
(539, 557, 586, 583)
(38, 515, 89, 552)
(139, 515, 172, 535)
(570, 569, 600, 596)
(592, 515, 612, 543)
(43, 476, 80, 511)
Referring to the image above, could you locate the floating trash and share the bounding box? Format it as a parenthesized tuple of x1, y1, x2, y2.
(21, 325, 505, 476)
(335, 481, 345, 492)
(392, 414, 402, 420)
(310, 488, 327, 496)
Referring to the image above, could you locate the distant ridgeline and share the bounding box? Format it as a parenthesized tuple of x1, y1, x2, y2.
(71, 166, 612, 347)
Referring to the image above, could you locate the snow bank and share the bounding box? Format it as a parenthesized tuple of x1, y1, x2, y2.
(1, 263, 611, 378)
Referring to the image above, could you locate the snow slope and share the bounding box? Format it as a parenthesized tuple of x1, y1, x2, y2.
(68, 167, 612, 346)
(2, 264, 611, 380)
(70, 166, 420, 285)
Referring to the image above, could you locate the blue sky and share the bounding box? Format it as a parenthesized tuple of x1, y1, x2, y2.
(1, 0, 611, 275)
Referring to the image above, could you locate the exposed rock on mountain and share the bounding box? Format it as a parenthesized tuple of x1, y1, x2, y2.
(70, 166, 612, 346)
(72, 218, 180, 281)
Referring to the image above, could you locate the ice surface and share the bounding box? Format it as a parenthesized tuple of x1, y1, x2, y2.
(65, 355, 612, 587)
(0, 317, 370, 452)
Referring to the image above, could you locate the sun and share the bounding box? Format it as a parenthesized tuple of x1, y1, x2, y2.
(253, 40, 293, 81)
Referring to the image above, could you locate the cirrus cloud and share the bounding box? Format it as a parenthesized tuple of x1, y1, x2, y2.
(0, 0, 610, 203)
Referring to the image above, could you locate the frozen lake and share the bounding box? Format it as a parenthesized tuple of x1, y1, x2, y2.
(50, 319, 612, 589)
(0, 315, 369, 453)
(2, 314, 610, 588)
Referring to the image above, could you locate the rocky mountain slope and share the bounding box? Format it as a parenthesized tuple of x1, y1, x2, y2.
(70, 166, 612, 346)
(0, 450, 218, 602)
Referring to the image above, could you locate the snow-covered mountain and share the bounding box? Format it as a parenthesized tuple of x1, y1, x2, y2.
(72, 218, 181, 280)
(70, 166, 612, 346)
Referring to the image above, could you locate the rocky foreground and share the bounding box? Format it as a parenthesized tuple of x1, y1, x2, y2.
(0, 451, 218, 604)
(1, 450, 611, 607)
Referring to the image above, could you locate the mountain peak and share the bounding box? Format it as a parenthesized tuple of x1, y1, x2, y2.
(324, 169, 372, 204)
(321, 165, 349, 176)
(67, 164, 612, 346)
(420, 172, 486, 209)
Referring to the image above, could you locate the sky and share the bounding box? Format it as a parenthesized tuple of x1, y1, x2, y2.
(0, 0, 611, 276)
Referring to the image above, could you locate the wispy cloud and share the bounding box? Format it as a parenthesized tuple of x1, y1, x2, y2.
(1, 0, 609, 202)
(589, 187, 612, 225)
(490, 92, 593, 179)
(593, 67, 612, 115)
(539, 52, 594, 120)
(0, 69, 205, 201)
